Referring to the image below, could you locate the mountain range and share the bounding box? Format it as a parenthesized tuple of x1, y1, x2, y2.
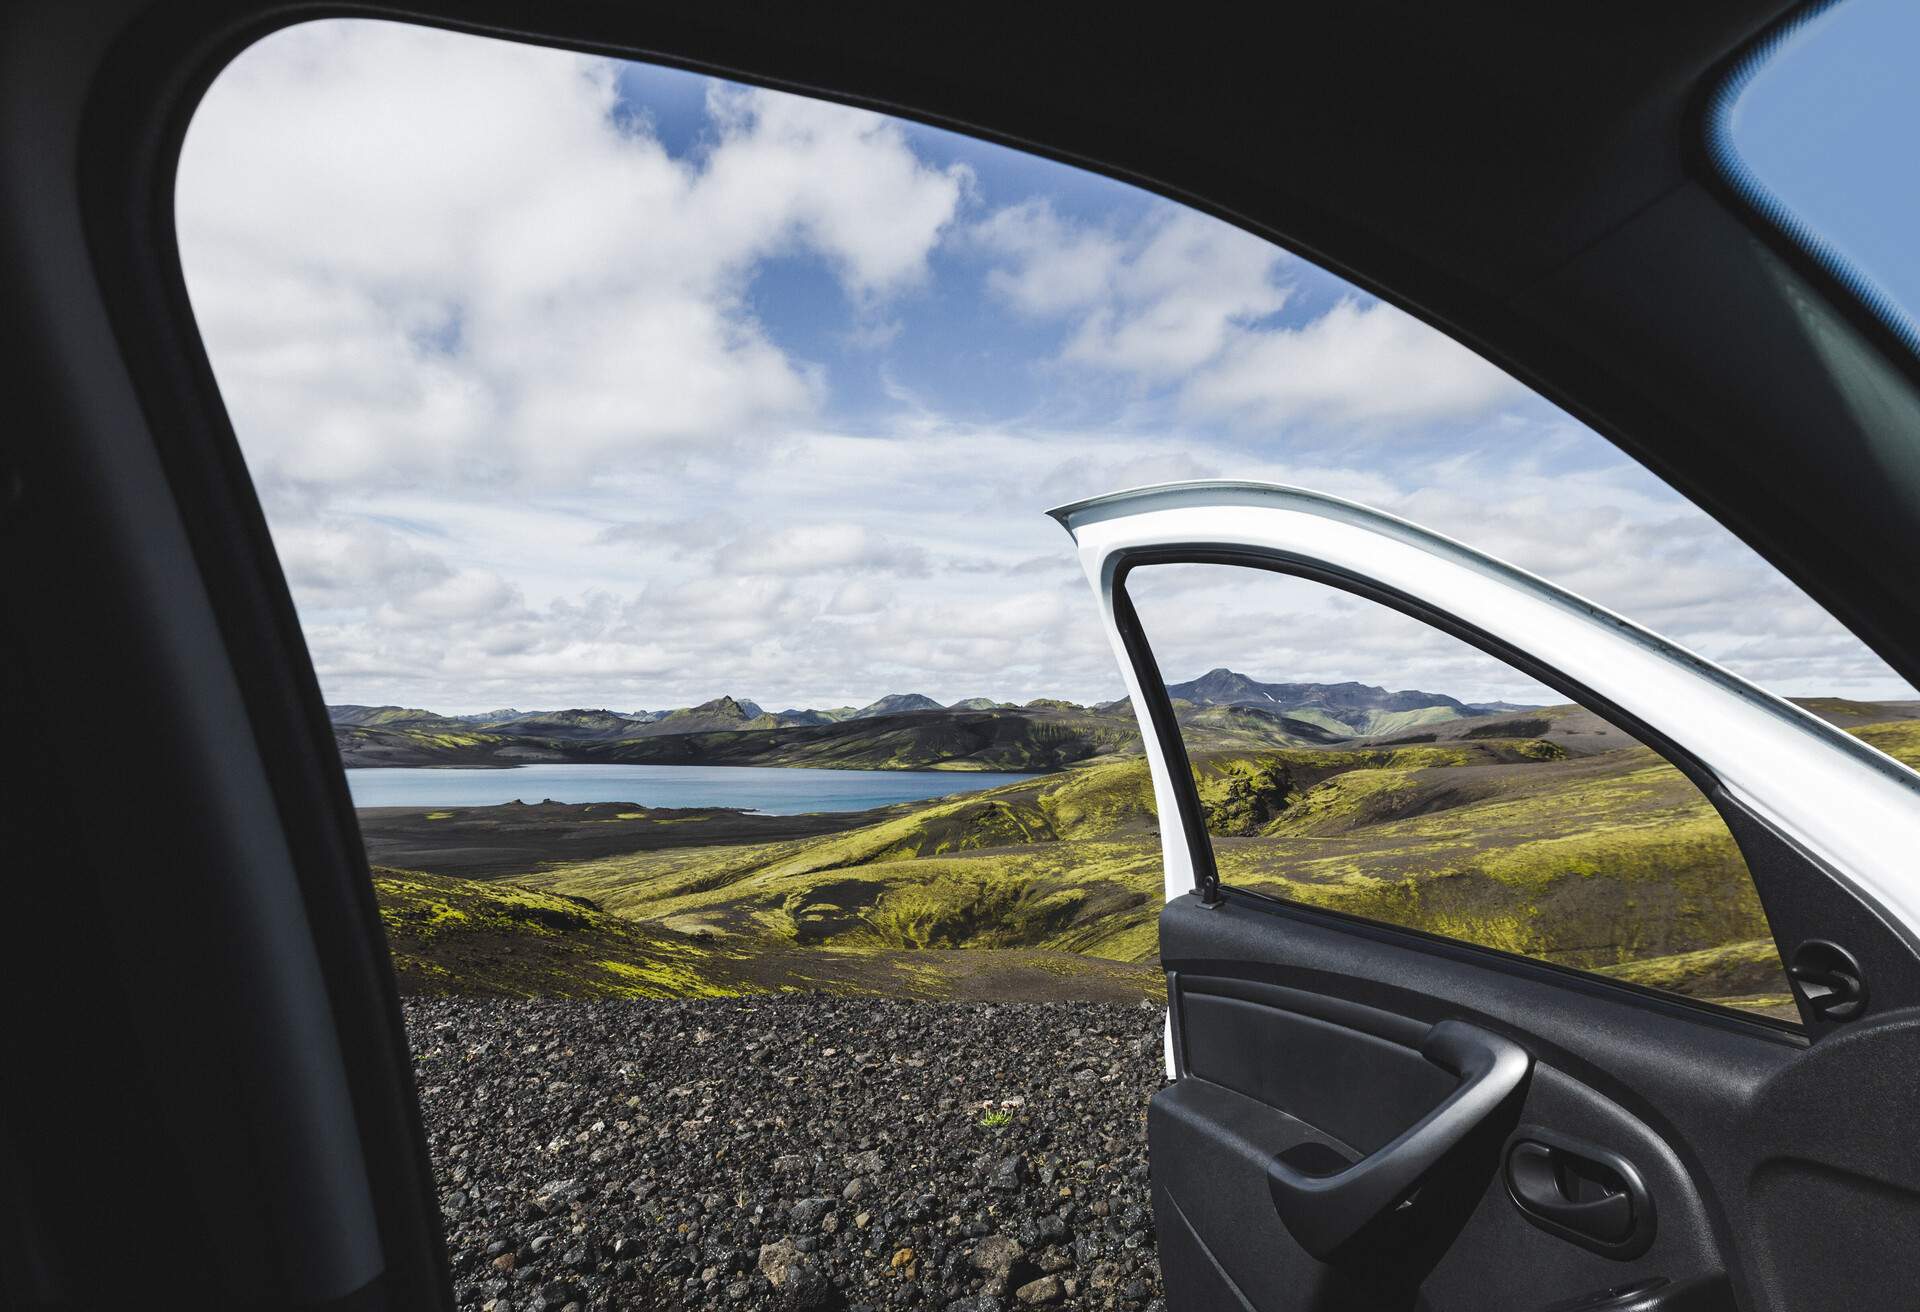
(328, 690, 1015, 740)
(1164, 668, 1528, 738)
(328, 672, 1537, 773)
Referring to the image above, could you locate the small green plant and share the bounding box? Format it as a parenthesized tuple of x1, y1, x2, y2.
(978, 1108, 1013, 1129)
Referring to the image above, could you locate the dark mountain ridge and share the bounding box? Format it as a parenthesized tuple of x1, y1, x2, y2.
(1168, 668, 1478, 718)
(325, 672, 1547, 771)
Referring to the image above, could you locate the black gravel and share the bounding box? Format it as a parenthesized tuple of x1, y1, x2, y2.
(408, 996, 1169, 1311)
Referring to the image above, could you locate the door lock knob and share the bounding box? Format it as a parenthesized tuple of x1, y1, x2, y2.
(1788, 940, 1867, 1022)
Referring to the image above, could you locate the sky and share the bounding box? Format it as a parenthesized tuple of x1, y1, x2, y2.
(1727, 0, 1920, 347)
(174, 18, 1917, 714)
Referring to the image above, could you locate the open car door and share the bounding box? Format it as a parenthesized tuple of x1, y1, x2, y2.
(1053, 481, 1920, 1312)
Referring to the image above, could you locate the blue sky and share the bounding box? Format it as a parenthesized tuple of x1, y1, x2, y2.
(173, 18, 1915, 712)
(1727, 0, 1920, 345)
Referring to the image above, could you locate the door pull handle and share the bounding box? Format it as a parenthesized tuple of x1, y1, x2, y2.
(1503, 1130, 1654, 1257)
(1508, 1141, 1633, 1242)
(1265, 1019, 1529, 1261)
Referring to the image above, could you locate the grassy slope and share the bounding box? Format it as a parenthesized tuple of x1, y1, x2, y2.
(1852, 718, 1920, 769)
(375, 867, 1162, 1003)
(586, 707, 1142, 771)
(372, 708, 1920, 1014)
(515, 734, 1789, 1009)
(339, 705, 1143, 771)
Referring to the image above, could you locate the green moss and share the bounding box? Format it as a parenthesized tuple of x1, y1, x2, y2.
(421, 726, 1820, 1009)
(597, 958, 741, 999)
(1851, 719, 1920, 769)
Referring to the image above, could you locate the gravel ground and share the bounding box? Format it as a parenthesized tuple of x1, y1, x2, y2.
(409, 997, 1169, 1311)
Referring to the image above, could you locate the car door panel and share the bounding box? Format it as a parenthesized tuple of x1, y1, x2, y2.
(1054, 481, 1920, 1311)
(1160, 894, 1763, 1310)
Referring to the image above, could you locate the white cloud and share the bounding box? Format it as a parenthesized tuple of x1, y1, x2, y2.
(177, 20, 1916, 712)
(246, 411, 1917, 711)
(977, 203, 1289, 378)
(1186, 298, 1524, 427)
(975, 200, 1126, 315)
(177, 19, 966, 489)
(974, 202, 1524, 432)
(716, 523, 931, 577)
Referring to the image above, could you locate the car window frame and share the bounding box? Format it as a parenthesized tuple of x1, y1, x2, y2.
(1110, 549, 1804, 1035)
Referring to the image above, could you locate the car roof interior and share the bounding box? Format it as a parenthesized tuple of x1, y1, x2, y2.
(4, 1, 1915, 1306)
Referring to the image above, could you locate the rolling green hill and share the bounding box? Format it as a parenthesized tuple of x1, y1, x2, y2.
(586, 705, 1140, 771)
(336, 704, 1146, 770)
(374, 866, 1162, 1002)
(357, 697, 1920, 1016)
(493, 730, 1805, 1013)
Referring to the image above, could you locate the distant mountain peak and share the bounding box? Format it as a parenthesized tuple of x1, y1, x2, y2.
(677, 695, 752, 718)
(851, 692, 944, 719)
(1164, 669, 1483, 737)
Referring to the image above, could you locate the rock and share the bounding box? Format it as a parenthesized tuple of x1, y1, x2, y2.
(402, 997, 1166, 1309)
(989, 1155, 1027, 1193)
(789, 1197, 833, 1228)
(969, 1233, 1024, 1291)
(1015, 1274, 1063, 1305)
(758, 1239, 804, 1287)
(524, 1283, 580, 1311)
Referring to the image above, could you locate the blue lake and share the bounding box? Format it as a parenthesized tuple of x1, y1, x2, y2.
(344, 762, 1036, 813)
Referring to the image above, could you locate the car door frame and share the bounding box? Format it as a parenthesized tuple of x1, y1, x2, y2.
(1054, 479, 1920, 1028)
(1053, 479, 1920, 1312)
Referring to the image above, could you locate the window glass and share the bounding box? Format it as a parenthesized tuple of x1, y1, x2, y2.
(1124, 563, 1798, 1020)
(1714, 0, 1920, 352)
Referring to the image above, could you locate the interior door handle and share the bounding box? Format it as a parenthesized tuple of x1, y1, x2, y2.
(1266, 1019, 1530, 1262)
(1507, 1142, 1633, 1242)
(1503, 1128, 1655, 1256)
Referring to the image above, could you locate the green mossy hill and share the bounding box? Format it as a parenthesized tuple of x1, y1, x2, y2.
(1850, 719, 1920, 769)
(517, 758, 1170, 963)
(338, 705, 1142, 771)
(375, 708, 1917, 1010)
(374, 867, 1163, 1003)
(337, 725, 555, 768)
(520, 735, 1788, 1008)
(1594, 937, 1795, 1015)
(356, 800, 884, 879)
(514, 740, 1642, 978)
(1176, 704, 1350, 749)
(329, 704, 465, 730)
(1798, 698, 1920, 728)
(374, 867, 755, 999)
(475, 708, 652, 740)
(587, 706, 1141, 772)
(1217, 747, 1775, 988)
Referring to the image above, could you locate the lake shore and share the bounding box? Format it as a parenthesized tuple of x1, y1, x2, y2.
(359, 800, 888, 878)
